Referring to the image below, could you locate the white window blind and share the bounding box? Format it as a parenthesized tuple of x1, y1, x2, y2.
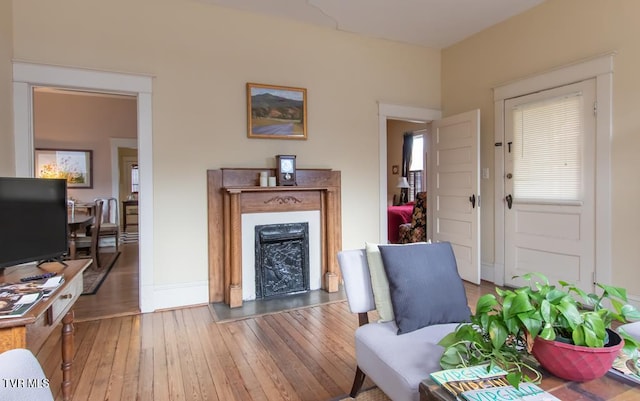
(512, 92, 583, 201)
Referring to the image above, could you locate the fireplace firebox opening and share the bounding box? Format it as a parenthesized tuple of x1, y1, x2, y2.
(255, 222, 310, 299)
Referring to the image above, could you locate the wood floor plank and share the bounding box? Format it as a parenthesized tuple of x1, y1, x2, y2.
(152, 311, 170, 400)
(137, 313, 155, 400)
(280, 311, 354, 385)
(266, 313, 347, 395)
(190, 306, 234, 401)
(162, 310, 187, 401)
(205, 317, 253, 401)
(274, 312, 352, 393)
(179, 307, 220, 401)
(249, 316, 332, 401)
(232, 319, 301, 401)
(73, 319, 115, 400)
(217, 321, 269, 401)
(102, 315, 134, 401)
(87, 317, 122, 400)
(120, 315, 142, 401)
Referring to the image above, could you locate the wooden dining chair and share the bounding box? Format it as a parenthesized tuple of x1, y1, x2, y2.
(94, 197, 120, 251)
(75, 199, 104, 269)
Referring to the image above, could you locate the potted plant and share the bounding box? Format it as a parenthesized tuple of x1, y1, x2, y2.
(438, 273, 640, 386)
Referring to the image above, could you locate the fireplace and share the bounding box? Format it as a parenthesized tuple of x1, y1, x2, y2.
(255, 223, 310, 299)
(207, 168, 342, 308)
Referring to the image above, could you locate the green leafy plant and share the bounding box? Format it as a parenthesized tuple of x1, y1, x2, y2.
(438, 273, 640, 387)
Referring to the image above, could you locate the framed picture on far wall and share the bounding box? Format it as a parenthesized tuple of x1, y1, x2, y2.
(35, 148, 93, 188)
(247, 83, 307, 140)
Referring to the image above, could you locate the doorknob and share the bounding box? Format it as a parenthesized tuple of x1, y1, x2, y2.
(505, 194, 513, 209)
(469, 194, 476, 209)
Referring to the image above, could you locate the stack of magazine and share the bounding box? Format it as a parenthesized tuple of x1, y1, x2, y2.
(609, 349, 640, 385)
(430, 364, 561, 401)
(0, 276, 64, 318)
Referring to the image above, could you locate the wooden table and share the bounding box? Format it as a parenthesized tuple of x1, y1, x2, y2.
(420, 372, 640, 400)
(68, 215, 94, 259)
(0, 259, 90, 401)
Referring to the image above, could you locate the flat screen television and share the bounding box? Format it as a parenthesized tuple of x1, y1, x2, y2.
(0, 177, 68, 269)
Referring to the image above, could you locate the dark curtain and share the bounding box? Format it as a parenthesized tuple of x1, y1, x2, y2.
(401, 132, 413, 204)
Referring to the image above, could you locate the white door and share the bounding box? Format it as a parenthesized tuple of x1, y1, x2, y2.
(504, 79, 596, 292)
(431, 109, 481, 284)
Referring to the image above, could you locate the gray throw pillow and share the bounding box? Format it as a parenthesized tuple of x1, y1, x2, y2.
(378, 242, 471, 334)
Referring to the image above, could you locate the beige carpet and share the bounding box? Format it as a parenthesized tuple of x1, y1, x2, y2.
(81, 251, 120, 295)
(336, 387, 391, 401)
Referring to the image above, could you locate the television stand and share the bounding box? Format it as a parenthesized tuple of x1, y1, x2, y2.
(0, 258, 90, 401)
(37, 257, 68, 268)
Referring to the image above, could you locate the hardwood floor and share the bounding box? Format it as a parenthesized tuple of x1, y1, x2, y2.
(37, 273, 496, 401)
(74, 242, 140, 322)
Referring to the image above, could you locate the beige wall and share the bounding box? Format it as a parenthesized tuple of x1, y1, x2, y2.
(0, 1, 13, 176)
(11, 0, 441, 287)
(386, 120, 427, 204)
(442, 0, 640, 294)
(33, 91, 137, 201)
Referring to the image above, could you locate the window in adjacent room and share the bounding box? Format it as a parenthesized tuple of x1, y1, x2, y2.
(131, 164, 139, 194)
(408, 134, 423, 201)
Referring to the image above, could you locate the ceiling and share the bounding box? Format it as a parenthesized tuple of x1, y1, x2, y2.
(197, 0, 545, 49)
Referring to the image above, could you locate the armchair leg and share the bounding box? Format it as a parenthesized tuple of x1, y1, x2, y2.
(349, 366, 366, 398)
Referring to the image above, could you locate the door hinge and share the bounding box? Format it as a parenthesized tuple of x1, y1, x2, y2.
(593, 271, 597, 285)
(593, 101, 598, 116)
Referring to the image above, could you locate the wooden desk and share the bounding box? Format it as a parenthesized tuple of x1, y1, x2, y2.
(419, 372, 640, 401)
(68, 215, 94, 259)
(0, 259, 90, 401)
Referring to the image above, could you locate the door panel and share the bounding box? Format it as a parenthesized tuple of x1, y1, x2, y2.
(432, 109, 480, 284)
(504, 80, 595, 291)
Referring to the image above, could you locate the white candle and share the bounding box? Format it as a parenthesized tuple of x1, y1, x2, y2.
(268, 177, 276, 187)
(260, 176, 268, 187)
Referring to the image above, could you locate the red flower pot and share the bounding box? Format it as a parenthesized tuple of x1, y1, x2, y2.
(531, 329, 624, 382)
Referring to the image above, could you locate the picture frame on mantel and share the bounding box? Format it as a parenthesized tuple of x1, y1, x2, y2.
(35, 148, 93, 189)
(246, 83, 307, 140)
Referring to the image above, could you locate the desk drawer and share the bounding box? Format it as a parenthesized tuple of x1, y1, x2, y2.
(26, 276, 82, 352)
(49, 277, 82, 325)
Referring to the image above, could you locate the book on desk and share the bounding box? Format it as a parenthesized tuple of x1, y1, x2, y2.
(0, 276, 64, 318)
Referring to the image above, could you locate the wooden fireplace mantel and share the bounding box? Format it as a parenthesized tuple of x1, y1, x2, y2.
(207, 168, 342, 307)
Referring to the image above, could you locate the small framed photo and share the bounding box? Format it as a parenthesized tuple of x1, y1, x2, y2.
(247, 83, 307, 140)
(35, 149, 93, 188)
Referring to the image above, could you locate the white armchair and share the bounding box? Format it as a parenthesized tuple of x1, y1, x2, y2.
(0, 348, 54, 401)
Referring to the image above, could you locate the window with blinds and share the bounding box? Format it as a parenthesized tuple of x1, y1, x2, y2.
(511, 92, 583, 201)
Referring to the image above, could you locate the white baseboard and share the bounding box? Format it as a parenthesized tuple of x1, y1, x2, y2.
(153, 281, 209, 310)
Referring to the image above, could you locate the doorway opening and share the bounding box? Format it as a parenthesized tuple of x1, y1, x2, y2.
(13, 62, 154, 313)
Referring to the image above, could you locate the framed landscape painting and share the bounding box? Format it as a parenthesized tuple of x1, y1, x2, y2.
(35, 149, 93, 188)
(247, 83, 307, 140)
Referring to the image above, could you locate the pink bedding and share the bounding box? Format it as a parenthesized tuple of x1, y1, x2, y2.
(387, 204, 414, 243)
